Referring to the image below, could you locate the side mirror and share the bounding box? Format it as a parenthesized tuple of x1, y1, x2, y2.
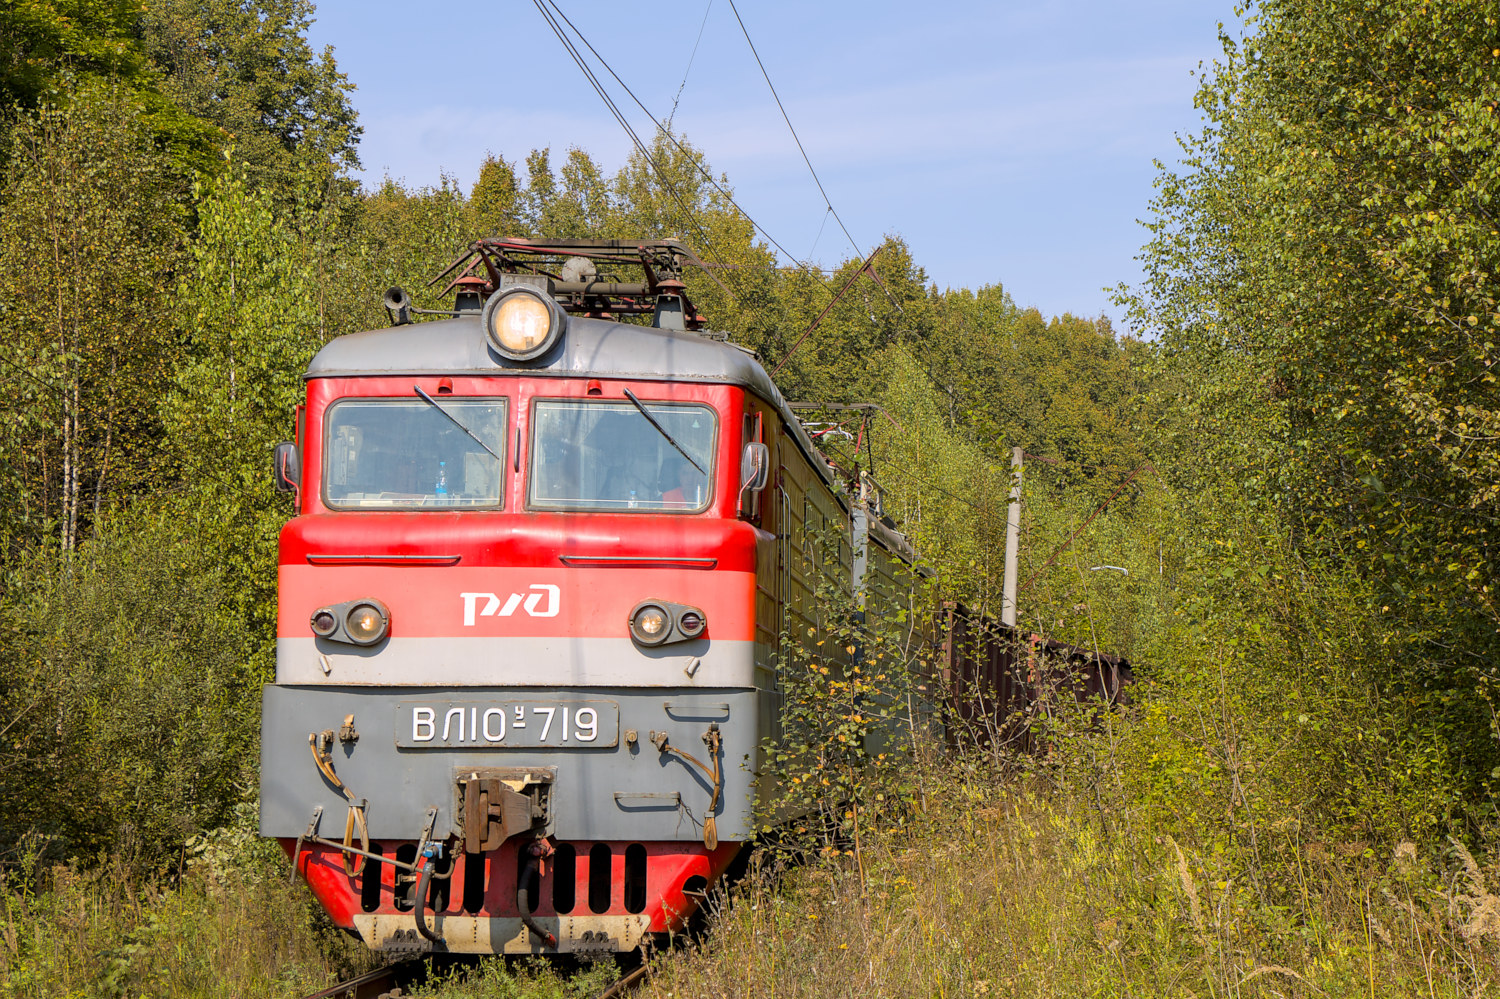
(273, 441, 300, 495)
(739, 442, 769, 503)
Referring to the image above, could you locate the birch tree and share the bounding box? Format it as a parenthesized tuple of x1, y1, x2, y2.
(0, 90, 183, 553)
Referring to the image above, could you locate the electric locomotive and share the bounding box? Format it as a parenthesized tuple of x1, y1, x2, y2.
(259, 239, 917, 956)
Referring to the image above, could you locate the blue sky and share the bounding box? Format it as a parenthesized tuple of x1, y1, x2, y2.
(306, 1, 1245, 331)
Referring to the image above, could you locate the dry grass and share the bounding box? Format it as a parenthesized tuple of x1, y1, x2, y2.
(6, 776, 1500, 998)
(0, 826, 372, 998)
(637, 777, 1500, 999)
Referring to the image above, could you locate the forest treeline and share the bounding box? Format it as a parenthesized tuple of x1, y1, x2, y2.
(0, 1, 1143, 859)
(4, 0, 1500, 995)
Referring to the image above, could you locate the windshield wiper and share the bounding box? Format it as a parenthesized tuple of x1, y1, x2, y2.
(622, 388, 706, 475)
(412, 385, 501, 460)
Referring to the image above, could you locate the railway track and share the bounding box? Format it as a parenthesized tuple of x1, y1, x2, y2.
(300, 958, 650, 999)
(298, 958, 425, 999)
(597, 964, 649, 999)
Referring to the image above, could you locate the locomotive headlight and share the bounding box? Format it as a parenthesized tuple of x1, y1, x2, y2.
(310, 608, 338, 638)
(629, 603, 670, 646)
(344, 600, 390, 646)
(483, 288, 562, 360)
(628, 600, 707, 646)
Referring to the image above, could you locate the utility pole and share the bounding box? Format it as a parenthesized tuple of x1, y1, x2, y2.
(1001, 446, 1022, 627)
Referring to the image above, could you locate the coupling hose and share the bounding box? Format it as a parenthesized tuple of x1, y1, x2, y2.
(518, 853, 558, 949)
(414, 855, 442, 944)
(307, 731, 368, 877)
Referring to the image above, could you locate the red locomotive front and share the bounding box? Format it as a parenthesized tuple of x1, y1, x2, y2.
(259, 242, 799, 955)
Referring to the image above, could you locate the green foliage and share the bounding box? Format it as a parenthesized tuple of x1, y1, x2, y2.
(0, 89, 184, 553)
(415, 960, 616, 999)
(1123, 0, 1500, 799)
(925, 295, 1152, 491)
(165, 159, 327, 633)
(8, 3, 1500, 993)
(0, 805, 370, 997)
(0, 508, 263, 862)
(138, 0, 361, 191)
(758, 527, 937, 867)
(867, 349, 1014, 612)
(339, 172, 476, 329)
(4, 10, 1493, 989)
(1008, 448, 1476, 845)
(0, 0, 157, 110)
(471, 154, 523, 235)
(338, 134, 771, 335)
(0, 141, 325, 869)
(0, 0, 359, 185)
(1049, 490, 1470, 845)
(653, 770, 1500, 998)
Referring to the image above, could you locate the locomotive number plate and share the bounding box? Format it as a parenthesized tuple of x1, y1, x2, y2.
(394, 700, 619, 749)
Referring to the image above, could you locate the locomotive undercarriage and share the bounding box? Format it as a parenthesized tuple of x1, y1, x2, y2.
(288, 837, 743, 955)
(262, 684, 759, 953)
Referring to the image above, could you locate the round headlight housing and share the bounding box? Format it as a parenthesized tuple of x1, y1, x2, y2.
(629, 603, 670, 646)
(483, 287, 563, 360)
(344, 600, 390, 646)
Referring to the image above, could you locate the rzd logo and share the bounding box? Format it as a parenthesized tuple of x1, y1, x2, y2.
(460, 585, 559, 625)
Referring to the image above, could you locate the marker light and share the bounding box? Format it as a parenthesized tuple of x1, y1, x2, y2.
(630, 604, 670, 646)
(677, 610, 705, 637)
(310, 609, 338, 637)
(484, 288, 562, 360)
(344, 601, 390, 645)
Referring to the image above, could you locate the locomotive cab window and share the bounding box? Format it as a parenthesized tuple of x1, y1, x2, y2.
(324, 398, 508, 509)
(529, 400, 716, 512)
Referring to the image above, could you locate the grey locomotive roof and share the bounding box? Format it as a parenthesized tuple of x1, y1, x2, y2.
(307, 314, 782, 398)
(306, 314, 842, 494)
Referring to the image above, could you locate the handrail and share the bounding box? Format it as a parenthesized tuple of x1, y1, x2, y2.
(306, 554, 462, 566)
(558, 555, 716, 569)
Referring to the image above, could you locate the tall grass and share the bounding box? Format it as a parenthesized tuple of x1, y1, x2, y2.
(7, 524, 1496, 999)
(5, 763, 1497, 998)
(642, 766, 1500, 998)
(0, 810, 371, 998)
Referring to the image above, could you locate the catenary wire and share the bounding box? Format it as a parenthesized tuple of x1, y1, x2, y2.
(542, 0, 908, 349)
(724, 0, 864, 259)
(538, 0, 827, 292)
(534, 1, 728, 274)
(805, 206, 831, 263)
(530, 10, 1100, 570)
(539, 2, 913, 377)
(665, 0, 714, 131)
(815, 435, 999, 517)
(717, 0, 905, 318)
(531, 1, 735, 279)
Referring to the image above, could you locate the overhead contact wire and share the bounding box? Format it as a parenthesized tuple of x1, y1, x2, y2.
(534, 1, 724, 267)
(539, 0, 907, 373)
(539, 0, 826, 294)
(770, 242, 883, 376)
(721, 0, 905, 316)
(725, 0, 863, 259)
(665, 0, 714, 131)
(532, 0, 734, 282)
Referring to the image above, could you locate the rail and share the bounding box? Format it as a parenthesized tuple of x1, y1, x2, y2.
(297, 958, 425, 999)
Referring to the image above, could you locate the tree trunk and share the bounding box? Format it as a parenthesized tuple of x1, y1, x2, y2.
(93, 354, 118, 529)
